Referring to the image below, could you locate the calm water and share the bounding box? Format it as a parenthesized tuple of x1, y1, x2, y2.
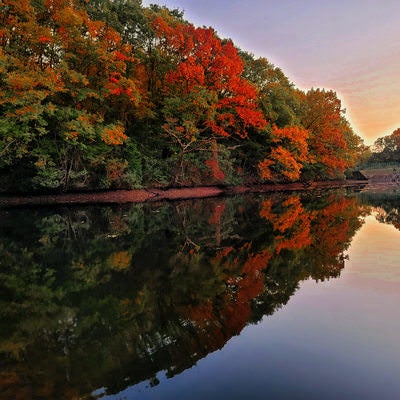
(1, 188, 400, 399)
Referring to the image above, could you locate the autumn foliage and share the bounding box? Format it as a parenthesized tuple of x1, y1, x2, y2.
(0, 0, 365, 191)
(259, 125, 309, 182)
(151, 14, 267, 139)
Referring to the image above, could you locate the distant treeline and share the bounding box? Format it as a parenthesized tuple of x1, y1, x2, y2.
(0, 0, 372, 192)
(364, 128, 400, 166)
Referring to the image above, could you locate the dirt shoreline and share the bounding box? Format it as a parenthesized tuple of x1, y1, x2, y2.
(0, 180, 369, 207)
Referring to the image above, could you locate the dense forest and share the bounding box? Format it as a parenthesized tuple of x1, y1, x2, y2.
(0, 0, 382, 192)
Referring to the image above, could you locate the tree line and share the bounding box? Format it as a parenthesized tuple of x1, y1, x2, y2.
(0, 0, 367, 192)
(364, 128, 400, 166)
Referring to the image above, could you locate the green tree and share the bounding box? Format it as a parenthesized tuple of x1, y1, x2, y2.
(370, 128, 400, 163)
(240, 51, 302, 127)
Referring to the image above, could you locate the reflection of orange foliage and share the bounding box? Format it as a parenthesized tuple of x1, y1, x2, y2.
(185, 242, 272, 352)
(221, 249, 271, 332)
(183, 299, 254, 351)
(238, 250, 271, 302)
(185, 300, 214, 329)
(259, 199, 274, 220)
(273, 197, 304, 232)
(260, 196, 312, 253)
(219, 301, 251, 336)
(275, 222, 311, 253)
(108, 251, 132, 270)
(242, 250, 271, 275)
(261, 194, 361, 274)
(182, 301, 232, 354)
(174, 195, 361, 376)
(313, 196, 358, 258)
(217, 242, 250, 277)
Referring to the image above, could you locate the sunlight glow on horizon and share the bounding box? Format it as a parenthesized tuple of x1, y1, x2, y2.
(143, 0, 400, 146)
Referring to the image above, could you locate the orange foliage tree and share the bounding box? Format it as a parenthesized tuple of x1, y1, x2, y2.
(260, 196, 312, 253)
(258, 125, 309, 182)
(150, 13, 266, 183)
(300, 89, 353, 180)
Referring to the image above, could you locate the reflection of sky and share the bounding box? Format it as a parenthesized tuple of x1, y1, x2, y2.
(143, 0, 400, 145)
(343, 215, 400, 283)
(104, 215, 400, 400)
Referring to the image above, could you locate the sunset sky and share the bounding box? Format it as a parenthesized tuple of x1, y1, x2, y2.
(143, 0, 400, 145)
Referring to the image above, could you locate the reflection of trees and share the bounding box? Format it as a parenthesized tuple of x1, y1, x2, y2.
(375, 207, 400, 229)
(357, 191, 400, 230)
(260, 196, 312, 253)
(0, 191, 364, 399)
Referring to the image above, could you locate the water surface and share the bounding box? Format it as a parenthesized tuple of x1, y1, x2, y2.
(1, 188, 400, 399)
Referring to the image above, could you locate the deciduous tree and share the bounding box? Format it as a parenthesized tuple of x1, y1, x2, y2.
(150, 14, 266, 183)
(258, 125, 309, 182)
(300, 89, 351, 179)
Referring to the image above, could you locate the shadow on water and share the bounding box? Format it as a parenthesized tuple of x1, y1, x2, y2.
(1, 188, 393, 399)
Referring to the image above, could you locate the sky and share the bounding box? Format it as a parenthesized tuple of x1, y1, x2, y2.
(143, 0, 400, 145)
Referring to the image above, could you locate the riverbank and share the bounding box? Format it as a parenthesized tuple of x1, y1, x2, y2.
(0, 180, 370, 207)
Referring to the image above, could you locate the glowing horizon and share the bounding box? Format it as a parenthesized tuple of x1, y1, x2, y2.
(143, 0, 400, 146)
